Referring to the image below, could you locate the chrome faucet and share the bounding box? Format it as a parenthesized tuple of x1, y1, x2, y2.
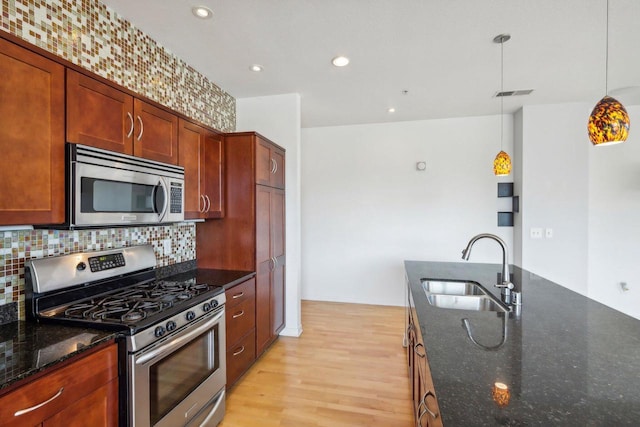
(461, 233, 515, 304)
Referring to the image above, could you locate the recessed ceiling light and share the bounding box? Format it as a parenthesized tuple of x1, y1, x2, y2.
(192, 6, 213, 19)
(388, 108, 396, 113)
(250, 64, 263, 72)
(332, 56, 350, 67)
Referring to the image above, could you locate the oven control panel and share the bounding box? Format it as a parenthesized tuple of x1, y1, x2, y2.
(88, 252, 126, 272)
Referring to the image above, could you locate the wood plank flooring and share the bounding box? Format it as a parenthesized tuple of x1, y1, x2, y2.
(219, 300, 413, 427)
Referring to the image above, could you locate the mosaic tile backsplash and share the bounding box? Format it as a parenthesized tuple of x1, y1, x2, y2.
(0, 0, 236, 132)
(0, 223, 196, 320)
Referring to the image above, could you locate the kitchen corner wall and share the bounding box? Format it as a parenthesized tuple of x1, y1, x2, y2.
(0, 224, 196, 319)
(0, 0, 236, 132)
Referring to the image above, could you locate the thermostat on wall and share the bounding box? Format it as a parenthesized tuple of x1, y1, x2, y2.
(416, 161, 427, 171)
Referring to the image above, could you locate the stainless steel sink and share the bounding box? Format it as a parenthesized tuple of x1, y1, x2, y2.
(421, 279, 486, 296)
(421, 278, 509, 312)
(425, 294, 508, 312)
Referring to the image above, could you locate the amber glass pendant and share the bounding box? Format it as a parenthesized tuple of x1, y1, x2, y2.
(588, 96, 630, 145)
(493, 150, 512, 176)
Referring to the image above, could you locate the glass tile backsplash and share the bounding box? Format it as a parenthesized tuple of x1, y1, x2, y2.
(0, 223, 196, 320)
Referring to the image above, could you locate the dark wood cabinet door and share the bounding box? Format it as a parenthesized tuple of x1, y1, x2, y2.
(0, 38, 65, 225)
(271, 188, 286, 335)
(44, 379, 118, 427)
(203, 132, 224, 218)
(272, 148, 285, 189)
(133, 99, 178, 165)
(255, 258, 272, 356)
(255, 138, 272, 186)
(178, 119, 204, 219)
(66, 69, 134, 155)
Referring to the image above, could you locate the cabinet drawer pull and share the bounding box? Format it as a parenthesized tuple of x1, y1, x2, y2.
(232, 310, 245, 319)
(233, 346, 245, 356)
(414, 342, 426, 358)
(232, 291, 244, 299)
(422, 390, 439, 419)
(126, 112, 134, 138)
(136, 115, 144, 140)
(14, 387, 64, 416)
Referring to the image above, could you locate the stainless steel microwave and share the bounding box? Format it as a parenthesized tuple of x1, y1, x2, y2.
(65, 143, 184, 227)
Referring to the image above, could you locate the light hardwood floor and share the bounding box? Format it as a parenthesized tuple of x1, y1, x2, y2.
(219, 300, 413, 427)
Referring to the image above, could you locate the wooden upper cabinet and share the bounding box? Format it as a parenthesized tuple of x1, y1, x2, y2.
(203, 132, 224, 218)
(255, 136, 285, 189)
(0, 37, 65, 225)
(67, 69, 134, 154)
(133, 98, 178, 165)
(67, 69, 178, 164)
(178, 119, 224, 219)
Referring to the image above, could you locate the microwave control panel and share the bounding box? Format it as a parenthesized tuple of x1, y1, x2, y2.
(170, 182, 183, 214)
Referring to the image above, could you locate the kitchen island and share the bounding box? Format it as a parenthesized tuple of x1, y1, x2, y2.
(405, 260, 640, 426)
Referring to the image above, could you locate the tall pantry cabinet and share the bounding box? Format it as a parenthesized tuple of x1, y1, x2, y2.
(197, 132, 286, 357)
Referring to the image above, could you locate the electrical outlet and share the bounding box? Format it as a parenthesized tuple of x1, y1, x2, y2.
(530, 228, 543, 239)
(545, 228, 553, 239)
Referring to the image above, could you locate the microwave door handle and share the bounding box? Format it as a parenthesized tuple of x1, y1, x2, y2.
(153, 182, 168, 219)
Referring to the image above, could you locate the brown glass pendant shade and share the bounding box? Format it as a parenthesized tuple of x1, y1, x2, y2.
(493, 150, 512, 176)
(588, 95, 630, 145)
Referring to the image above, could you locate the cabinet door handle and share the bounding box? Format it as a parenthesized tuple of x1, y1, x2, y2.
(233, 346, 245, 356)
(273, 159, 278, 174)
(126, 112, 134, 138)
(204, 195, 211, 212)
(199, 195, 206, 213)
(270, 158, 276, 174)
(232, 310, 245, 319)
(14, 387, 64, 416)
(232, 291, 244, 299)
(136, 115, 144, 141)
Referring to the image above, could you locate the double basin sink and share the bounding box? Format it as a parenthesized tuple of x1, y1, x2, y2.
(421, 279, 509, 313)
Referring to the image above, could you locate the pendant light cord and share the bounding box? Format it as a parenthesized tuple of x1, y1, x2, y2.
(500, 38, 504, 151)
(605, 0, 609, 95)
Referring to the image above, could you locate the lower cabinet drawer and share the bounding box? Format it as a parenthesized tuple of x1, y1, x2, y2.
(0, 344, 118, 427)
(226, 329, 256, 388)
(226, 296, 256, 340)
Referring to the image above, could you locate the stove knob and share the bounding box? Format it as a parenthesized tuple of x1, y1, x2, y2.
(186, 311, 195, 321)
(211, 300, 219, 308)
(202, 302, 211, 312)
(154, 326, 166, 337)
(76, 262, 86, 271)
(166, 321, 177, 332)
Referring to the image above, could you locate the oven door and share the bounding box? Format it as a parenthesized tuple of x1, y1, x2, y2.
(129, 309, 226, 427)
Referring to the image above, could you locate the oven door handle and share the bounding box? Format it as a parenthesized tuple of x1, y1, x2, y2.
(136, 310, 224, 365)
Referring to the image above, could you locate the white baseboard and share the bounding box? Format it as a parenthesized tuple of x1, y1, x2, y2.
(279, 326, 303, 337)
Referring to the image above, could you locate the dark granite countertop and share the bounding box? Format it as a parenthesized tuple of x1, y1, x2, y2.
(165, 268, 256, 291)
(404, 261, 640, 426)
(0, 321, 117, 392)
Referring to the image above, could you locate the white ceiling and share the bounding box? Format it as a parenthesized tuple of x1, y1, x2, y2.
(100, 0, 640, 128)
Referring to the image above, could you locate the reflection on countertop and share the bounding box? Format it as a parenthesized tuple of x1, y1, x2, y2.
(405, 260, 640, 426)
(0, 321, 117, 391)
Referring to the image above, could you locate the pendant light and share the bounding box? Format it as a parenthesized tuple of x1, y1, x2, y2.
(588, 0, 630, 145)
(493, 34, 512, 176)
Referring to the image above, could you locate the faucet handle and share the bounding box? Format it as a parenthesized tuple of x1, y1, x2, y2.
(495, 281, 514, 290)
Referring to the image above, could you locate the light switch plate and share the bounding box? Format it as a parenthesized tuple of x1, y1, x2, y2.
(530, 228, 543, 239)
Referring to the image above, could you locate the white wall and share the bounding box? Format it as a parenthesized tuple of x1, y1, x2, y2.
(516, 102, 639, 320)
(301, 116, 514, 306)
(517, 104, 590, 295)
(588, 105, 640, 319)
(236, 93, 303, 336)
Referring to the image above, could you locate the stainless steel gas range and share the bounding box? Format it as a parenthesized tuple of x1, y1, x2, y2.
(24, 245, 226, 427)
